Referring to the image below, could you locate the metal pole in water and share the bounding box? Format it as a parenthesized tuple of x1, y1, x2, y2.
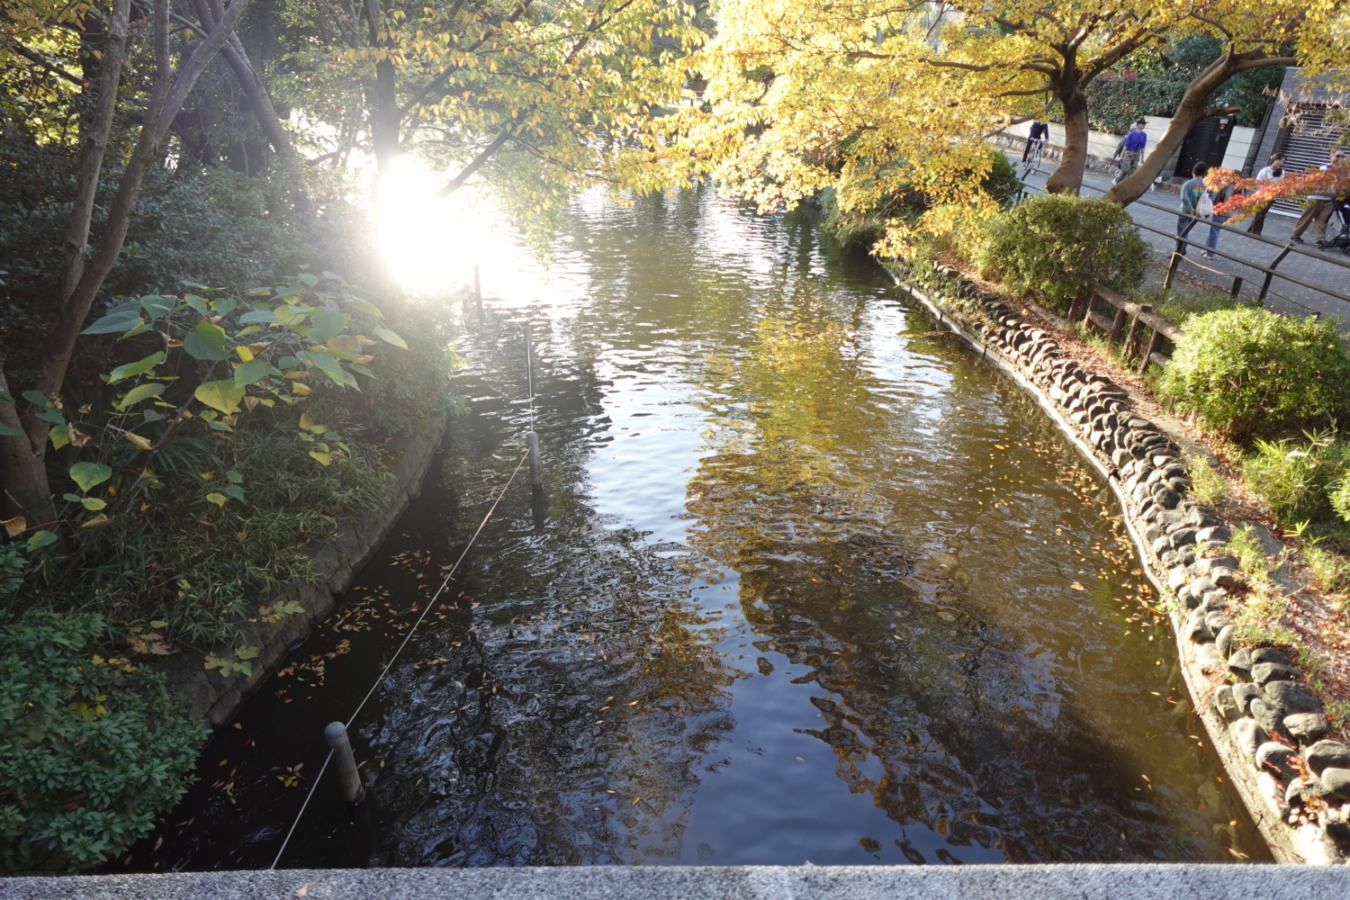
(526, 431, 543, 491)
(474, 264, 482, 313)
(324, 721, 365, 804)
(523, 324, 535, 400)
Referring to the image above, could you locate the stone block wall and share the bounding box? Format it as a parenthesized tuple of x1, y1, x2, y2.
(896, 265, 1350, 864)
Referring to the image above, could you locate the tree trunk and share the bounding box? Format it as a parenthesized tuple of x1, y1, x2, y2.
(1045, 87, 1088, 195)
(59, 0, 133, 305)
(0, 358, 53, 523)
(196, 0, 314, 221)
(1105, 52, 1295, 206)
(0, 0, 254, 525)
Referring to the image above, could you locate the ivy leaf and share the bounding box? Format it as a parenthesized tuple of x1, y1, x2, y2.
(116, 382, 166, 410)
(70, 462, 112, 491)
(194, 380, 244, 415)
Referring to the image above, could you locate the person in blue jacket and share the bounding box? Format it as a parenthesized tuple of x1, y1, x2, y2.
(1112, 120, 1148, 186)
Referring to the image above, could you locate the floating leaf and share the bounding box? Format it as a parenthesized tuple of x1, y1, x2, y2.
(194, 379, 244, 414)
(1, 516, 26, 538)
(70, 462, 112, 491)
(116, 382, 166, 410)
(374, 327, 408, 350)
(206, 493, 227, 507)
(108, 351, 165, 384)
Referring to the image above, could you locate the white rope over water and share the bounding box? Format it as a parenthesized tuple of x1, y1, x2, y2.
(267, 448, 530, 870)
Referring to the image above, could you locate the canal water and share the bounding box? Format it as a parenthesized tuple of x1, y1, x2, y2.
(128, 185, 1269, 870)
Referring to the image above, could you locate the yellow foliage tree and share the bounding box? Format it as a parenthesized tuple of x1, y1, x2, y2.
(660, 1, 1342, 246)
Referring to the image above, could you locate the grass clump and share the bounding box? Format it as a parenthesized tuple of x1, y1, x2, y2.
(1226, 524, 1274, 584)
(1157, 307, 1350, 442)
(1186, 456, 1230, 509)
(1240, 434, 1350, 530)
(1148, 289, 1247, 329)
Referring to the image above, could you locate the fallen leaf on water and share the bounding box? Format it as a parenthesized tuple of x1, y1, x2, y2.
(1069, 583, 1085, 591)
(296, 883, 310, 898)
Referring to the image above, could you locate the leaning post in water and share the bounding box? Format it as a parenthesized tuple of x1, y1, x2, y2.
(324, 721, 365, 804)
(474, 264, 482, 313)
(526, 431, 543, 492)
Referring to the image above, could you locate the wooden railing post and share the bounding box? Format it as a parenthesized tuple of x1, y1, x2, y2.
(1138, 328, 1163, 376)
(1124, 303, 1152, 361)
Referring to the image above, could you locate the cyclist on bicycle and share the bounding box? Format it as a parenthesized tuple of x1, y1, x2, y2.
(1023, 120, 1049, 164)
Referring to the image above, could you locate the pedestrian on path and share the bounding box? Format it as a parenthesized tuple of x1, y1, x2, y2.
(1291, 148, 1349, 245)
(1246, 155, 1285, 235)
(1176, 162, 1210, 257)
(1112, 120, 1148, 186)
(1204, 172, 1237, 258)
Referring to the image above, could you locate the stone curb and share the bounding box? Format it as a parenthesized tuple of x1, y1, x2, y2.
(155, 412, 448, 731)
(889, 264, 1349, 864)
(3, 863, 1350, 899)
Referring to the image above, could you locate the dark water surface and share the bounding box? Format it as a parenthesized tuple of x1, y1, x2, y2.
(127, 187, 1269, 870)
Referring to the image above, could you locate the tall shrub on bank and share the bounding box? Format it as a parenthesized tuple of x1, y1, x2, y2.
(1157, 308, 1350, 442)
(979, 195, 1147, 313)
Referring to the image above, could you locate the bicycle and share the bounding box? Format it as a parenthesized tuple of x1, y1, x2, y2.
(1020, 138, 1044, 180)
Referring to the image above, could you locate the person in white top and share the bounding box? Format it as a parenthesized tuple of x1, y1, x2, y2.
(1245, 155, 1284, 235)
(1291, 148, 1348, 244)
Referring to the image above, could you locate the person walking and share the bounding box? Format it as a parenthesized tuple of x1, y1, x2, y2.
(1112, 120, 1148, 186)
(1246, 155, 1285, 235)
(1176, 162, 1210, 257)
(1204, 172, 1236, 258)
(1291, 148, 1349, 244)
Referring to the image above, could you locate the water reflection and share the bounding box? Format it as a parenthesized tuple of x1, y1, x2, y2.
(123, 186, 1268, 871)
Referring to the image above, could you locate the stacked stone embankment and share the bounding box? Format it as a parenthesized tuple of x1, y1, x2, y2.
(902, 263, 1350, 864)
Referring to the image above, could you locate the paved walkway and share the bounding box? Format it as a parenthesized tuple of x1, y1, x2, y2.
(1018, 168, 1350, 323)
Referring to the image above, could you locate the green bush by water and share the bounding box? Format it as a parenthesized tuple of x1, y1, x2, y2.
(1148, 289, 1247, 329)
(979, 195, 1147, 314)
(1157, 308, 1350, 442)
(1241, 435, 1350, 529)
(0, 610, 205, 872)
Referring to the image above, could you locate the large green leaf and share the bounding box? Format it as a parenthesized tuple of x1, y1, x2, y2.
(305, 349, 347, 386)
(233, 358, 272, 386)
(108, 351, 165, 384)
(139, 295, 175, 318)
(183, 332, 228, 361)
(345, 298, 383, 317)
(0, 422, 23, 437)
(194, 379, 244, 414)
(374, 327, 408, 350)
(311, 306, 346, 342)
(80, 305, 143, 336)
(70, 462, 112, 491)
(115, 382, 166, 410)
(239, 308, 280, 324)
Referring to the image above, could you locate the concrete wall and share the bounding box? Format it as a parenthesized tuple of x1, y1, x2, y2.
(3, 863, 1349, 899)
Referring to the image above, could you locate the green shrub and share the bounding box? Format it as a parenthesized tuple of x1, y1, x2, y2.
(1157, 308, 1350, 441)
(1081, 76, 1188, 133)
(1241, 435, 1350, 528)
(979, 195, 1147, 313)
(1331, 471, 1350, 527)
(0, 609, 205, 872)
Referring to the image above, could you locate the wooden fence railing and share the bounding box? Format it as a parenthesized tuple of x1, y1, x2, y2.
(1068, 284, 1183, 375)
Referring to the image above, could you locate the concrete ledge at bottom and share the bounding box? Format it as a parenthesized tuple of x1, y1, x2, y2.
(4, 865, 1349, 900)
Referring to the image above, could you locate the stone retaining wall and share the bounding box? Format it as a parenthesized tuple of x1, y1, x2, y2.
(156, 414, 447, 731)
(891, 265, 1350, 864)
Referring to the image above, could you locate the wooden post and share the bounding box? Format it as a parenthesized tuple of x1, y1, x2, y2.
(1124, 303, 1151, 361)
(1138, 329, 1163, 376)
(324, 722, 364, 804)
(1082, 289, 1097, 328)
(1164, 253, 1182, 290)
(1108, 305, 1128, 345)
(1068, 291, 1087, 323)
(526, 431, 543, 491)
(1229, 276, 1244, 298)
